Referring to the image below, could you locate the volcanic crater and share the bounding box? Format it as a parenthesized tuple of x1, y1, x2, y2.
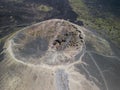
(8, 19, 84, 65)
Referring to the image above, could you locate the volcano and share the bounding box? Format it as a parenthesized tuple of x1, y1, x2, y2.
(0, 19, 120, 90)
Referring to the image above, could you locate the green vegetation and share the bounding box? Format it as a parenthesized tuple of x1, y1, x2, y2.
(69, 0, 120, 46)
(37, 5, 53, 12)
(0, 0, 119, 46)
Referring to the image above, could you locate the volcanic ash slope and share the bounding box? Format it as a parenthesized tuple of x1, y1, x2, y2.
(0, 19, 120, 90)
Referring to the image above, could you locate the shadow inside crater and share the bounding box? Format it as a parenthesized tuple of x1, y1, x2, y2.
(13, 37, 48, 60)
